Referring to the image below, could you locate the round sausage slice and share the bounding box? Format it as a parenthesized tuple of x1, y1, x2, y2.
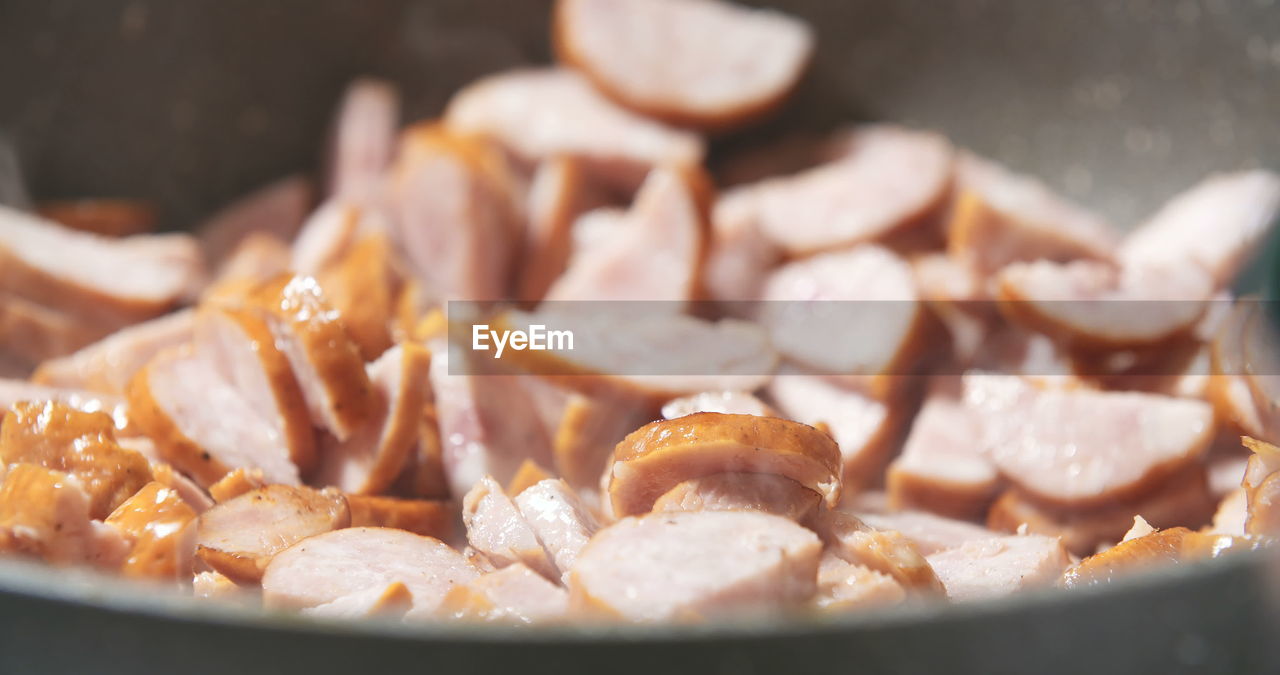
(195, 484, 349, 582)
(554, 0, 812, 130)
(607, 412, 841, 517)
(651, 473, 821, 522)
(262, 527, 480, 620)
(569, 510, 821, 622)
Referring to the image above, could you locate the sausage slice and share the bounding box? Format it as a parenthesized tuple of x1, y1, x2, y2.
(440, 563, 569, 624)
(104, 481, 197, 581)
(608, 413, 841, 517)
(513, 478, 600, 580)
(33, 309, 195, 394)
(0, 463, 128, 567)
(651, 473, 821, 522)
(262, 527, 480, 619)
(462, 475, 558, 580)
(554, 0, 812, 130)
(444, 68, 704, 193)
(925, 535, 1070, 601)
(195, 484, 350, 582)
(813, 552, 906, 613)
(569, 510, 821, 622)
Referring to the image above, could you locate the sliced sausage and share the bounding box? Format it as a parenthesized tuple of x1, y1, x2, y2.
(1242, 436, 1280, 536)
(195, 306, 316, 475)
(651, 473, 821, 522)
(207, 467, 265, 503)
(886, 386, 999, 521)
(314, 343, 430, 495)
(516, 157, 604, 304)
(925, 535, 1070, 601)
(104, 481, 197, 581)
(997, 259, 1211, 350)
(462, 475, 558, 580)
(262, 527, 480, 620)
(766, 373, 897, 491)
(704, 189, 781, 305)
(544, 166, 705, 305)
(554, 0, 811, 130)
(326, 78, 399, 200)
(569, 510, 821, 622)
(303, 581, 414, 620)
(809, 509, 944, 594)
(195, 484, 350, 582)
(444, 68, 704, 193)
(1120, 170, 1280, 289)
(0, 207, 204, 326)
(440, 563, 569, 624)
(315, 233, 397, 361)
(727, 126, 952, 256)
(513, 478, 600, 580)
(964, 374, 1214, 507)
(0, 400, 153, 520)
(608, 413, 841, 517)
(430, 342, 555, 497)
(33, 309, 195, 395)
(760, 245, 927, 379)
(813, 552, 906, 613)
(126, 346, 300, 487)
(986, 466, 1215, 556)
(948, 152, 1117, 277)
(389, 124, 516, 302)
(246, 275, 376, 442)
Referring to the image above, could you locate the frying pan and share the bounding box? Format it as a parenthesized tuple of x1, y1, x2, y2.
(1, 1, 1279, 673)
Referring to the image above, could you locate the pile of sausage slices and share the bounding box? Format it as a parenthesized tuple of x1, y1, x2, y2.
(1, 0, 1279, 625)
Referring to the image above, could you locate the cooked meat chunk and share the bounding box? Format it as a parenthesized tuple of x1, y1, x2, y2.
(207, 467, 265, 504)
(262, 527, 480, 619)
(554, 0, 812, 129)
(0, 207, 204, 326)
(0, 401, 152, 519)
(516, 157, 600, 304)
(194, 306, 316, 475)
(0, 382, 126, 430)
(513, 478, 600, 580)
(326, 78, 399, 200)
(315, 344, 430, 495)
(726, 126, 952, 256)
(444, 68, 703, 193)
(316, 233, 397, 361)
(441, 563, 569, 624)
(760, 245, 925, 378)
(964, 375, 1214, 506)
(104, 481, 197, 581)
(887, 388, 999, 520)
(0, 463, 128, 567)
(813, 552, 906, 613)
(809, 509, 944, 594)
(389, 124, 516, 302)
(1242, 436, 1280, 536)
(569, 510, 821, 622)
(127, 346, 300, 487)
(652, 473, 821, 522)
(986, 466, 1215, 556)
(33, 309, 195, 394)
(997, 260, 1211, 350)
(1120, 170, 1280, 289)
(195, 485, 350, 582)
(1060, 527, 1267, 589)
(608, 413, 841, 517)
(925, 535, 1070, 601)
(767, 373, 896, 491)
(948, 152, 1117, 277)
(544, 166, 705, 305)
(430, 343, 554, 497)
(247, 275, 375, 441)
(462, 476, 557, 580)
(704, 190, 781, 304)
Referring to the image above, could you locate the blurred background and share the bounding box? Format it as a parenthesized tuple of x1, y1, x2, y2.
(1, 0, 1277, 232)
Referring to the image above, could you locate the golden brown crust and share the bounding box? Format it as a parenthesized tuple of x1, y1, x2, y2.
(207, 467, 266, 504)
(104, 481, 197, 580)
(507, 459, 555, 497)
(317, 233, 396, 361)
(608, 412, 842, 517)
